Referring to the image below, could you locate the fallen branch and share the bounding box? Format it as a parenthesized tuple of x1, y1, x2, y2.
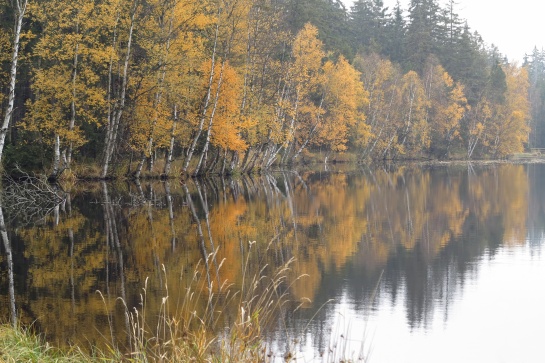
(2, 166, 66, 225)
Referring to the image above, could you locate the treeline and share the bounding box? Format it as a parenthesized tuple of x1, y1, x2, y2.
(0, 0, 543, 178)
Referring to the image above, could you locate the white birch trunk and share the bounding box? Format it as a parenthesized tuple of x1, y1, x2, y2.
(194, 61, 225, 176)
(163, 105, 178, 177)
(65, 15, 80, 168)
(101, 0, 138, 179)
(0, 0, 28, 164)
(67, 39, 79, 168)
(49, 134, 61, 180)
(182, 12, 222, 175)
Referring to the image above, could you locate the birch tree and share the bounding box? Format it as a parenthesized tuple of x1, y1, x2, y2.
(101, 0, 140, 178)
(0, 0, 28, 165)
(183, 0, 252, 175)
(485, 65, 530, 157)
(423, 58, 467, 158)
(25, 0, 109, 179)
(130, 0, 189, 178)
(293, 56, 368, 161)
(263, 23, 324, 166)
(353, 53, 402, 160)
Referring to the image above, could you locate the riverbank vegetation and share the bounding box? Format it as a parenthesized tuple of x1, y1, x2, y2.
(0, 253, 313, 362)
(1, 0, 545, 179)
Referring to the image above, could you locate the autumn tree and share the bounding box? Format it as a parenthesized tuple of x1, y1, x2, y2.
(396, 70, 429, 157)
(306, 56, 369, 160)
(465, 97, 491, 159)
(483, 64, 530, 157)
(235, 0, 288, 173)
(25, 0, 109, 179)
(159, 1, 210, 177)
(182, 0, 253, 176)
(197, 61, 246, 172)
(282, 23, 325, 163)
(128, 0, 209, 178)
(353, 53, 401, 160)
(423, 57, 467, 158)
(101, 0, 141, 179)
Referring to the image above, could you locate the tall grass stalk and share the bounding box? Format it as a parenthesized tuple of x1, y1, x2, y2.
(1, 243, 368, 362)
(101, 243, 303, 362)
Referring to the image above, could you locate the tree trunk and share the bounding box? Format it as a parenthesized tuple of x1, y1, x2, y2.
(133, 156, 146, 179)
(0, 0, 28, 164)
(163, 105, 178, 177)
(101, 0, 138, 179)
(49, 134, 63, 180)
(194, 61, 226, 176)
(183, 12, 222, 175)
(66, 27, 80, 168)
(0, 203, 17, 327)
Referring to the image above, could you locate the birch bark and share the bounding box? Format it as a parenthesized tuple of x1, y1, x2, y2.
(101, 0, 138, 178)
(0, 0, 28, 164)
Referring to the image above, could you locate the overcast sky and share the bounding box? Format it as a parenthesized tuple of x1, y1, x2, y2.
(341, 0, 545, 62)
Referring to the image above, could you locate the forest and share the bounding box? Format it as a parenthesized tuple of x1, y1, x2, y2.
(2, 0, 545, 179)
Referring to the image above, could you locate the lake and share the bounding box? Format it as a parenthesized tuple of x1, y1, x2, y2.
(1, 163, 545, 362)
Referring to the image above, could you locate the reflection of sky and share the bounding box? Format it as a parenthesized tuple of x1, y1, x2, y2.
(284, 241, 545, 362)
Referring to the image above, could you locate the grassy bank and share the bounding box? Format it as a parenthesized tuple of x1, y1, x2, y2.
(0, 325, 114, 363)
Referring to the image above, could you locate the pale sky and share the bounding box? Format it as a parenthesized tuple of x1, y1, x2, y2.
(341, 0, 545, 62)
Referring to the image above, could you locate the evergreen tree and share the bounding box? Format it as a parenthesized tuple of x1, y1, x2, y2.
(487, 51, 508, 104)
(405, 0, 441, 73)
(446, 24, 489, 106)
(349, 0, 388, 54)
(383, 0, 406, 65)
(285, 0, 351, 58)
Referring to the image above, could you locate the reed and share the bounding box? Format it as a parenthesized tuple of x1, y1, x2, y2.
(99, 245, 304, 362)
(0, 245, 366, 362)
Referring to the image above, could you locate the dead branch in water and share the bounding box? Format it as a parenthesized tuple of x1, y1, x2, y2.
(2, 166, 66, 225)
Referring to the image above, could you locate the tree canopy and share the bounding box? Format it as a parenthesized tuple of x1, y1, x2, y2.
(0, 0, 538, 178)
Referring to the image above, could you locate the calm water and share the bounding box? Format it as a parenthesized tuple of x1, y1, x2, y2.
(1, 164, 545, 362)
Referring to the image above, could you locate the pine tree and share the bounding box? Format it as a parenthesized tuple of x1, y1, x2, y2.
(383, 0, 406, 64)
(405, 0, 441, 73)
(349, 0, 388, 54)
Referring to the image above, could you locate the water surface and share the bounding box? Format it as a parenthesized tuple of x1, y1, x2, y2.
(1, 164, 544, 362)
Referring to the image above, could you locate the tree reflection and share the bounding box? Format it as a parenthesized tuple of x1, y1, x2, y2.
(0, 164, 541, 351)
(0, 200, 16, 327)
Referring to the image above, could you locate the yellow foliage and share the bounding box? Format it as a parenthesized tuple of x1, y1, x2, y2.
(484, 64, 530, 157)
(315, 56, 369, 152)
(201, 61, 248, 152)
(24, 0, 109, 151)
(399, 70, 429, 153)
(424, 61, 468, 152)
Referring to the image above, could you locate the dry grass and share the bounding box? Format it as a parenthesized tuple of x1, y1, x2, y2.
(0, 246, 365, 362)
(103, 245, 306, 362)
